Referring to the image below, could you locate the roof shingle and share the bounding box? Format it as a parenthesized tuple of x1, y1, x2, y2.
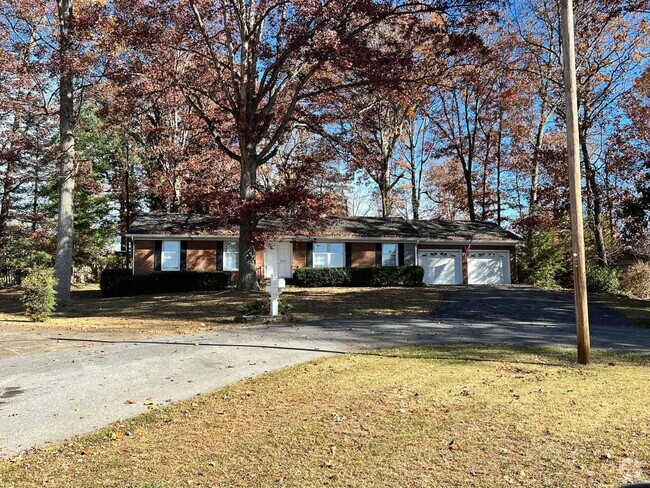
(128, 213, 521, 242)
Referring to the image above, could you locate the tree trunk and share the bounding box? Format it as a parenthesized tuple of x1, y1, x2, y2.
(411, 166, 419, 221)
(378, 158, 392, 218)
(54, 0, 76, 307)
(0, 155, 15, 244)
(236, 151, 260, 290)
(481, 131, 491, 221)
(579, 129, 608, 267)
(496, 110, 503, 226)
(464, 168, 476, 222)
(530, 102, 549, 213)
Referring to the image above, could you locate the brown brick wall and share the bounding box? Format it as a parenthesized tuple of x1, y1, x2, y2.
(256, 249, 265, 270)
(186, 240, 217, 272)
(134, 240, 155, 275)
(292, 242, 308, 268)
(351, 243, 376, 267)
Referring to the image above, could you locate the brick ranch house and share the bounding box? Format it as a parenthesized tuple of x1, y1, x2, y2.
(126, 214, 523, 285)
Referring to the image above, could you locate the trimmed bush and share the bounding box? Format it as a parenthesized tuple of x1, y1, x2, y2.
(20, 268, 58, 322)
(99, 269, 232, 297)
(292, 266, 423, 287)
(350, 266, 424, 287)
(620, 261, 650, 299)
(586, 266, 620, 294)
(292, 267, 351, 287)
(238, 299, 293, 316)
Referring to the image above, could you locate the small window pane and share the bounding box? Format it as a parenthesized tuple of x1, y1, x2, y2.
(314, 243, 327, 253)
(224, 253, 238, 270)
(224, 241, 238, 253)
(330, 253, 344, 268)
(162, 241, 180, 253)
(329, 243, 344, 254)
(313, 254, 327, 268)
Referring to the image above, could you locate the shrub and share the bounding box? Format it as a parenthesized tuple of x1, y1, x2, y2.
(20, 268, 58, 322)
(238, 299, 293, 316)
(586, 266, 620, 294)
(99, 269, 232, 297)
(292, 267, 351, 287)
(517, 229, 568, 288)
(350, 266, 424, 287)
(620, 261, 650, 299)
(292, 266, 424, 287)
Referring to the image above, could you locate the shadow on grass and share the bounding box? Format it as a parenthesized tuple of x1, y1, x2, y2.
(1, 286, 441, 327)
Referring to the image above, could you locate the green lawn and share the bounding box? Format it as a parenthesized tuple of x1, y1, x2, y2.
(2, 345, 648, 487)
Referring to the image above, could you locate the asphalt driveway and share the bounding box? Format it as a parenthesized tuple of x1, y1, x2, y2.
(1, 286, 648, 457)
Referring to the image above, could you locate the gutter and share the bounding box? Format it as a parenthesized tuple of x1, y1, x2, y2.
(126, 233, 521, 246)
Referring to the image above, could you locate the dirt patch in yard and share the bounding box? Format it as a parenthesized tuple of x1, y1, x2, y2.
(1, 345, 648, 487)
(0, 286, 441, 335)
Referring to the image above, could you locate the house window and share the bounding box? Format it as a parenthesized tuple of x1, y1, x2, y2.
(382, 243, 397, 267)
(223, 241, 239, 271)
(161, 241, 180, 271)
(313, 243, 345, 268)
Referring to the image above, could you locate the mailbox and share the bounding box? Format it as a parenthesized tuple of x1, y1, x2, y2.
(267, 275, 285, 316)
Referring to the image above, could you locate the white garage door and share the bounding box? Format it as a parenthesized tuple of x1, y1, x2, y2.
(467, 251, 510, 285)
(419, 251, 462, 285)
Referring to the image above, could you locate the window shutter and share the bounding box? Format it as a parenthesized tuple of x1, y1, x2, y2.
(375, 243, 382, 267)
(154, 241, 162, 272)
(216, 241, 223, 271)
(306, 242, 313, 268)
(180, 241, 187, 271)
(398, 243, 405, 266)
(345, 243, 352, 268)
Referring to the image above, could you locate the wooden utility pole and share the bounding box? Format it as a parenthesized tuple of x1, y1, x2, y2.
(560, 0, 591, 364)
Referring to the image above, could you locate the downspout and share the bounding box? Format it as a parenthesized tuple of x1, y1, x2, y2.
(131, 237, 135, 276)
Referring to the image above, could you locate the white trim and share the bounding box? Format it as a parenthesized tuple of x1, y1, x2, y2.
(467, 250, 511, 285)
(126, 234, 519, 246)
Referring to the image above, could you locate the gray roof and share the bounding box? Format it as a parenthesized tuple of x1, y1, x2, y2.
(128, 213, 521, 242)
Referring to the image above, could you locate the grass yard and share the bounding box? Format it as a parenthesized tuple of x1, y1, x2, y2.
(591, 293, 650, 329)
(1, 345, 648, 487)
(0, 286, 442, 334)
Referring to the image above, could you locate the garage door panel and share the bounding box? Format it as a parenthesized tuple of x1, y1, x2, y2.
(419, 251, 462, 285)
(467, 252, 509, 285)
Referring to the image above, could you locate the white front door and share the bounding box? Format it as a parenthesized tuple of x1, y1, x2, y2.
(467, 251, 510, 285)
(265, 242, 293, 279)
(418, 250, 462, 285)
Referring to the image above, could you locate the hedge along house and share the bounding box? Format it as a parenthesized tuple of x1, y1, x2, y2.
(126, 214, 523, 285)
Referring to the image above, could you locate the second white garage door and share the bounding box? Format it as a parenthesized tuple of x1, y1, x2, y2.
(467, 251, 510, 285)
(419, 250, 462, 285)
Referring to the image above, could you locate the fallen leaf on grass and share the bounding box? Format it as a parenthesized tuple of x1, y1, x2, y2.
(110, 432, 124, 440)
(608, 362, 616, 366)
(449, 439, 461, 451)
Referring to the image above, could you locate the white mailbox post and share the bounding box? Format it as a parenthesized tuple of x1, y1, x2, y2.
(266, 275, 286, 317)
